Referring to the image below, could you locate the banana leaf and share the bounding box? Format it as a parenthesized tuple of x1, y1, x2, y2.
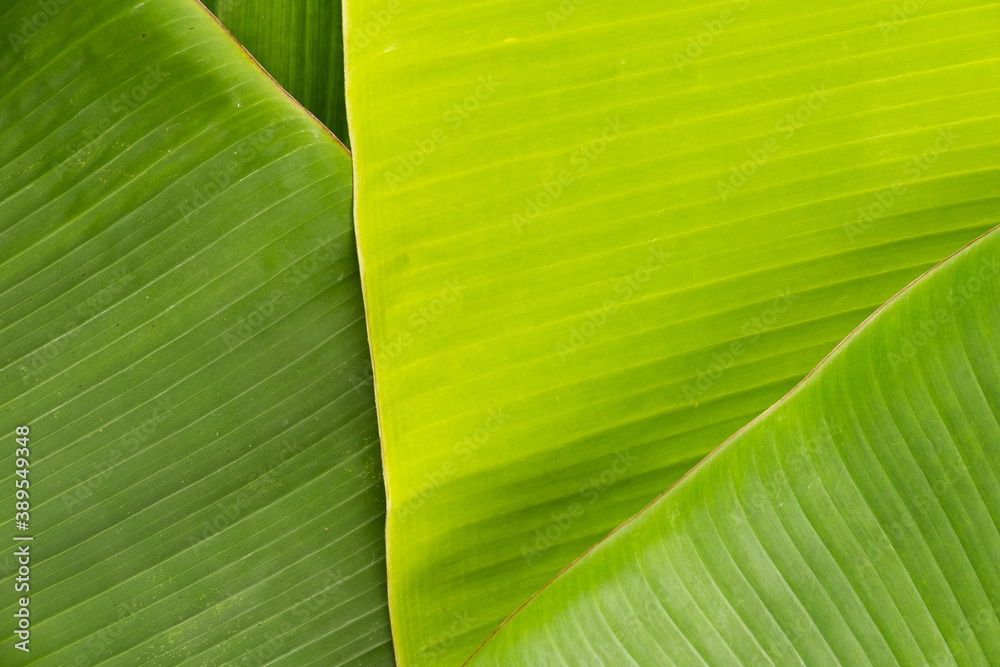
(0, 0, 390, 663)
(344, 0, 1000, 662)
(472, 225, 1000, 665)
(204, 0, 350, 146)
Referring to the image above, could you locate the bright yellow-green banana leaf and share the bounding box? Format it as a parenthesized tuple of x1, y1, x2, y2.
(344, 0, 1000, 662)
(0, 0, 389, 663)
(472, 226, 1000, 665)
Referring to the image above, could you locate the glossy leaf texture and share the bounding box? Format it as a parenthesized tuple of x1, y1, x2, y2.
(344, 0, 1000, 662)
(203, 0, 350, 146)
(472, 226, 1000, 665)
(0, 0, 390, 664)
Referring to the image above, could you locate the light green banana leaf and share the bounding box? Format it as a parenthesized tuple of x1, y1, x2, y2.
(472, 225, 1000, 665)
(344, 0, 1000, 662)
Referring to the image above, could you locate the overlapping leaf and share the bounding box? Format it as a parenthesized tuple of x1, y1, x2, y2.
(344, 0, 1000, 662)
(204, 0, 350, 145)
(472, 227, 1000, 665)
(0, 0, 389, 663)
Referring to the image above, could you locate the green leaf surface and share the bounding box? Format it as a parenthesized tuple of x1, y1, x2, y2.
(0, 0, 389, 664)
(205, 0, 350, 147)
(472, 226, 1000, 665)
(344, 0, 1000, 662)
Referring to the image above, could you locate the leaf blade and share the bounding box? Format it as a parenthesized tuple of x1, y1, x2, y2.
(209, 0, 351, 146)
(0, 0, 389, 663)
(345, 0, 1000, 662)
(472, 225, 1000, 664)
